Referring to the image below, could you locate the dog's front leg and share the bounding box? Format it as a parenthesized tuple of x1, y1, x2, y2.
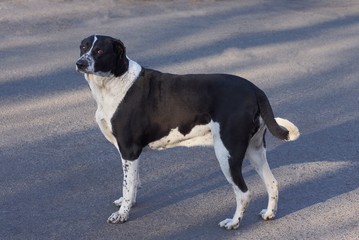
(107, 158, 139, 223)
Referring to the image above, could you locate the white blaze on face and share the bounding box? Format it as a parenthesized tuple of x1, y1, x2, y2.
(76, 35, 98, 73)
(86, 35, 97, 72)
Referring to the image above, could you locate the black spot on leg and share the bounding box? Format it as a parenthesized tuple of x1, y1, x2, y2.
(123, 163, 129, 173)
(243, 208, 246, 214)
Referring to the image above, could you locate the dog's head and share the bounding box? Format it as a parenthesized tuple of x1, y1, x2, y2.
(76, 35, 128, 77)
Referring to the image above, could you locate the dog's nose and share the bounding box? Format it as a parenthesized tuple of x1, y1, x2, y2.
(76, 59, 88, 70)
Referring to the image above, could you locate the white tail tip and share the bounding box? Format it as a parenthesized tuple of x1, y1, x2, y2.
(275, 117, 300, 141)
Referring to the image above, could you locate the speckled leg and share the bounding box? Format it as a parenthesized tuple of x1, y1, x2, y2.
(247, 134, 278, 221)
(218, 188, 251, 230)
(107, 159, 139, 224)
(113, 164, 141, 207)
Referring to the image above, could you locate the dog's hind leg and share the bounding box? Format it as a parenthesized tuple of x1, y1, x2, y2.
(246, 126, 278, 220)
(211, 121, 251, 230)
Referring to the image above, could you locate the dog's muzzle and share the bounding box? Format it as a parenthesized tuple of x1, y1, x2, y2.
(76, 58, 89, 73)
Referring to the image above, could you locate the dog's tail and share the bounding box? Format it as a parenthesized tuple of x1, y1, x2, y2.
(255, 88, 300, 141)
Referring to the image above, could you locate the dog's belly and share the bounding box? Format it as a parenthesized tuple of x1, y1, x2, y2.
(148, 124, 213, 150)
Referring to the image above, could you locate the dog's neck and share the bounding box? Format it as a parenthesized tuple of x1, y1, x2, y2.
(85, 58, 142, 112)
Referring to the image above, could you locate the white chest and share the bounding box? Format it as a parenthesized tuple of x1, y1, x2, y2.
(86, 74, 121, 147)
(85, 59, 142, 149)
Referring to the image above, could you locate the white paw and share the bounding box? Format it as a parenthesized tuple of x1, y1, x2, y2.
(219, 218, 241, 230)
(107, 211, 128, 224)
(113, 197, 136, 207)
(113, 197, 123, 207)
(260, 209, 276, 220)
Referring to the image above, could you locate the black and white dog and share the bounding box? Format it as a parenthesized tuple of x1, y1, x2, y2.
(76, 35, 299, 230)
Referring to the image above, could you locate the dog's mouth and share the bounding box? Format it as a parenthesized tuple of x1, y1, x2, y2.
(76, 66, 89, 74)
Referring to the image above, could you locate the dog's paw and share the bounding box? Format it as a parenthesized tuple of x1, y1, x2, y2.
(219, 218, 240, 230)
(107, 211, 128, 224)
(113, 197, 123, 207)
(113, 197, 136, 207)
(259, 209, 276, 220)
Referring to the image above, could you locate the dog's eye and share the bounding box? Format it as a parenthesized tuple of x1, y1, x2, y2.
(96, 49, 104, 55)
(80, 45, 87, 51)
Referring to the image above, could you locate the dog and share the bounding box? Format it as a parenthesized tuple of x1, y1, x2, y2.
(75, 35, 299, 230)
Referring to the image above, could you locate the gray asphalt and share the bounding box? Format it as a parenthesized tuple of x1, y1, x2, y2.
(1, 0, 358, 239)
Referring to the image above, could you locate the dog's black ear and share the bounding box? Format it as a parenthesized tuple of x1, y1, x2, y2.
(112, 38, 129, 77)
(112, 38, 127, 58)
